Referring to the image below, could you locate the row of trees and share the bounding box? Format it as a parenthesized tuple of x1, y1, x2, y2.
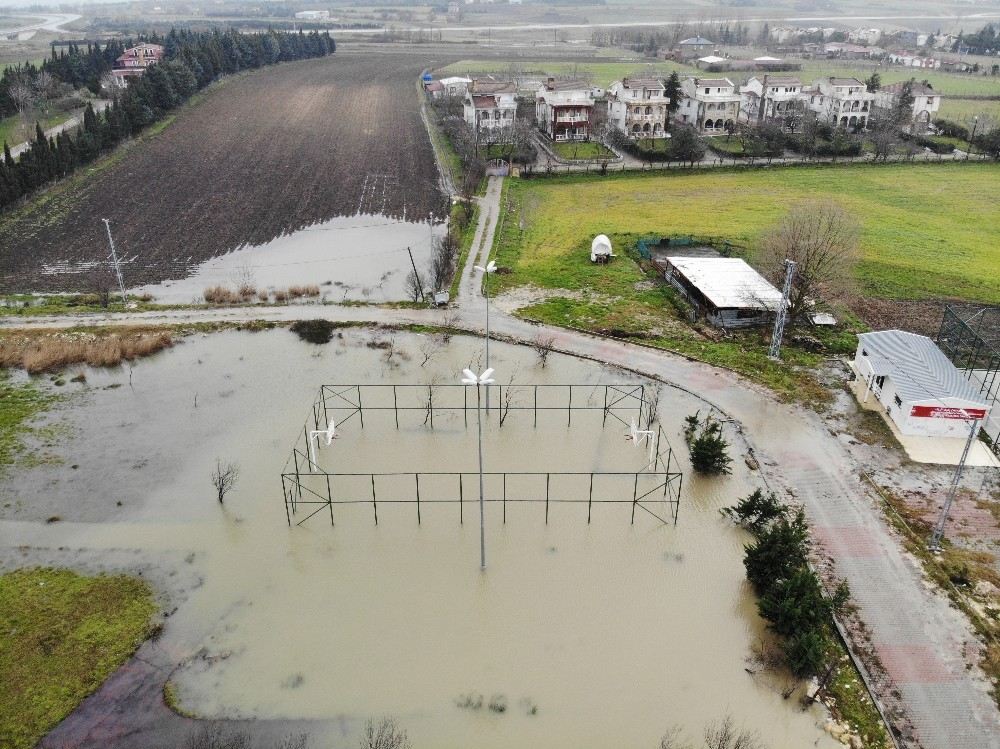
(0, 29, 336, 211)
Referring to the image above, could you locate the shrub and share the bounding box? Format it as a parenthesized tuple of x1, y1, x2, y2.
(743, 510, 810, 594)
(684, 412, 732, 475)
(290, 319, 337, 344)
(720, 489, 787, 533)
(203, 286, 238, 304)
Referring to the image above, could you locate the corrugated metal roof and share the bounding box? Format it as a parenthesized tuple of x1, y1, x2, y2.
(666, 257, 783, 310)
(857, 330, 989, 405)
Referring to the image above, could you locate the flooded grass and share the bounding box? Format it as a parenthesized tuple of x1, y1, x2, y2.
(0, 373, 58, 475)
(0, 568, 157, 749)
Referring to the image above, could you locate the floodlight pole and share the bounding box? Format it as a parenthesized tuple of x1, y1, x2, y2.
(102, 218, 127, 306)
(929, 416, 980, 552)
(484, 282, 491, 411)
(768, 258, 796, 360)
(476, 382, 486, 570)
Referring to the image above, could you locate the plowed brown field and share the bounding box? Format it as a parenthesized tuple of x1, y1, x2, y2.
(0, 51, 452, 292)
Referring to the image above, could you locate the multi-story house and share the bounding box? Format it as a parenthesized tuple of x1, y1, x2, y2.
(804, 77, 875, 130)
(110, 43, 165, 87)
(676, 36, 715, 59)
(740, 75, 804, 123)
(463, 79, 518, 137)
(535, 78, 595, 141)
(606, 77, 670, 138)
(676, 77, 741, 134)
(874, 80, 940, 131)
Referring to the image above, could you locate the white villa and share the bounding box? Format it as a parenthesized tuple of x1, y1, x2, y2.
(607, 77, 671, 138)
(535, 78, 595, 141)
(740, 75, 804, 123)
(676, 77, 741, 134)
(804, 77, 875, 130)
(439, 76, 472, 97)
(463, 79, 518, 136)
(874, 80, 940, 131)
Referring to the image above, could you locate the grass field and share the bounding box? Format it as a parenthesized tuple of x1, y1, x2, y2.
(0, 373, 56, 473)
(550, 140, 616, 160)
(494, 163, 1000, 304)
(437, 59, 699, 87)
(0, 110, 74, 149)
(0, 568, 157, 749)
(937, 98, 1000, 124)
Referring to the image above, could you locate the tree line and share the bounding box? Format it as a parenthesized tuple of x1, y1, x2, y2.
(0, 28, 336, 211)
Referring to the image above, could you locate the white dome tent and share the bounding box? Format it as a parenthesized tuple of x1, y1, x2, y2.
(590, 234, 614, 263)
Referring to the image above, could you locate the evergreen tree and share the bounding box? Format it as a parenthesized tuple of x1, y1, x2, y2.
(664, 71, 681, 117)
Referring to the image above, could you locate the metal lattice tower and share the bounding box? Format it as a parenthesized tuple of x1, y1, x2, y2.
(768, 259, 796, 360)
(102, 218, 127, 306)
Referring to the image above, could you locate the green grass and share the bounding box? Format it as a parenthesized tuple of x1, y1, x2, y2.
(0, 568, 157, 749)
(0, 110, 74, 149)
(550, 140, 616, 160)
(0, 373, 58, 474)
(937, 97, 1000, 124)
(706, 137, 745, 155)
(494, 163, 1000, 304)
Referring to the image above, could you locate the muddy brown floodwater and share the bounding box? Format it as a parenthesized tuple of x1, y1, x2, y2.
(0, 329, 840, 749)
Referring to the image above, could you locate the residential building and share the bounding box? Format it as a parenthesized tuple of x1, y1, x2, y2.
(606, 77, 670, 138)
(676, 77, 740, 134)
(439, 76, 472, 96)
(888, 53, 941, 69)
(663, 257, 783, 328)
(463, 79, 518, 136)
(740, 75, 804, 122)
(804, 77, 875, 129)
(852, 330, 991, 438)
(874, 80, 940, 130)
(535, 78, 595, 141)
(677, 36, 715, 59)
(824, 42, 885, 59)
(110, 43, 165, 87)
(848, 27, 883, 45)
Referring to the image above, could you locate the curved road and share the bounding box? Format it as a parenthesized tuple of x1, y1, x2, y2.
(4, 176, 1000, 749)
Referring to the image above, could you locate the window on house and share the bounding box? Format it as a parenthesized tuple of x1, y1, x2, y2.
(894, 395, 902, 407)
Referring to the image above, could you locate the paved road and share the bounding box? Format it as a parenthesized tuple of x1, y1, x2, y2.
(0, 12, 80, 35)
(4, 176, 1000, 748)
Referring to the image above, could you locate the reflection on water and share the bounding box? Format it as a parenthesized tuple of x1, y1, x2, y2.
(131, 215, 445, 305)
(1, 330, 839, 749)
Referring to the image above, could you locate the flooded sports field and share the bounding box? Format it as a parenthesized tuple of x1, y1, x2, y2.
(0, 329, 839, 749)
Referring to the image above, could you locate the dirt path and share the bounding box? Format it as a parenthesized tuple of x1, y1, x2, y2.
(5, 177, 1000, 748)
(8, 101, 110, 160)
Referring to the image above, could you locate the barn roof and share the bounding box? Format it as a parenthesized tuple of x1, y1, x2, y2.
(857, 330, 989, 405)
(665, 257, 783, 310)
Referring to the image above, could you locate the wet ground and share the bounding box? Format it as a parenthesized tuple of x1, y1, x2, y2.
(130, 216, 445, 305)
(0, 329, 839, 749)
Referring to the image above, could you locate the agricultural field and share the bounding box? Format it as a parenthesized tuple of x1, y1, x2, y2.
(437, 58, 699, 87)
(0, 51, 452, 293)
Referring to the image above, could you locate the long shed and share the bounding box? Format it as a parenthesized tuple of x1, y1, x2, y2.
(663, 256, 783, 328)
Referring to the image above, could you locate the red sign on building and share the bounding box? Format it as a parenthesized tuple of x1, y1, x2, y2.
(909, 405, 988, 420)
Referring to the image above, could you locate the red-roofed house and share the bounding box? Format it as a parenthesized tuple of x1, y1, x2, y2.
(110, 43, 165, 88)
(462, 78, 518, 136)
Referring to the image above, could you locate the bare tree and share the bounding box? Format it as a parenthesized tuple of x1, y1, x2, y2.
(184, 723, 251, 749)
(658, 725, 693, 749)
(429, 232, 459, 292)
(704, 715, 764, 749)
(33, 71, 54, 101)
(8, 80, 35, 116)
(211, 460, 240, 504)
(756, 200, 860, 325)
(532, 334, 555, 368)
(360, 717, 411, 749)
(404, 269, 423, 303)
(440, 310, 459, 342)
(419, 335, 443, 367)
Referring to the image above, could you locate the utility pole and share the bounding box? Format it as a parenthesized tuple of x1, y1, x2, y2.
(406, 246, 425, 303)
(768, 258, 796, 360)
(757, 73, 769, 124)
(929, 416, 980, 552)
(102, 218, 127, 306)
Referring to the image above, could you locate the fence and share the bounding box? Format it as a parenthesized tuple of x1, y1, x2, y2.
(281, 383, 684, 528)
(937, 304, 1000, 452)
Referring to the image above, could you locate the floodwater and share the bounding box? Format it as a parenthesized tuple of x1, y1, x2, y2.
(130, 215, 445, 305)
(0, 330, 839, 749)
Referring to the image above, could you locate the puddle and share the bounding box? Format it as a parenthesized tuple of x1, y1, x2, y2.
(129, 215, 445, 304)
(0, 330, 839, 749)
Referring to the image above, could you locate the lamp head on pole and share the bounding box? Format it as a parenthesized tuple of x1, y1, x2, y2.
(474, 260, 497, 274)
(461, 368, 496, 385)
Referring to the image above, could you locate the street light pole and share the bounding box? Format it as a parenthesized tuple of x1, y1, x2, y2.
(929, 415, 980, 552)
(462, 367, 495, 570)
(966, 116, 979, 161)
(475, 261, 497, 411)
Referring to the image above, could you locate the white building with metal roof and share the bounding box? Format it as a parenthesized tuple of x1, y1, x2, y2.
(853, 330, 991, 438)
(663, 256, 783, 328)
